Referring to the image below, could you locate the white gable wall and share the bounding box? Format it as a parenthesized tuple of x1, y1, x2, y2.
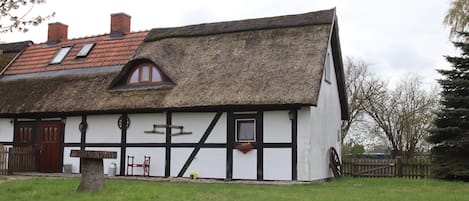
(297, 41, 342, 181)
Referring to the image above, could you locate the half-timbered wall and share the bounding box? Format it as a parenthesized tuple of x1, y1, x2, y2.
(169, 112, 226, 178)
(262, 111, 293, 180)
(60, 111, 299, 180)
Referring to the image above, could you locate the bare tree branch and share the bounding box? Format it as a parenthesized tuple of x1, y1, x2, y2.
(0, 0, 54, 33)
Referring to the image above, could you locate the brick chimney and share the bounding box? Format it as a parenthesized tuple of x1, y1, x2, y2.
(47, 22, 68, 44)
(110, 13, 131, 37)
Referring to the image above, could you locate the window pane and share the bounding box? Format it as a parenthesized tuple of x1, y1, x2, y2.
(152, 67, 162, 82)
(325, 53, 331, 82)
(50, 46, 72, 64)
(129, 69, 139, 83)
(141, 66, 150, 81)
(76, 43, 95, 57)
(236, 120, 255, 142)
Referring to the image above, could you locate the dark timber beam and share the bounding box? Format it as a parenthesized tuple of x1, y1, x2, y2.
(291, 109, 298, 180)
(165, 111, 172, 177)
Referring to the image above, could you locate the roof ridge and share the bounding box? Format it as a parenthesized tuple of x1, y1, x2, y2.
(145, 8, 335, 42)
(34, 30, 150, 45)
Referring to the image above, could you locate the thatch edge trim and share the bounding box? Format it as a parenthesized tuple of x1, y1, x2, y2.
(330, 13, 349, 120)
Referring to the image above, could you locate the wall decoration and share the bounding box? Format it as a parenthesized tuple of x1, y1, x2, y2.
(118, 115, 131, 130)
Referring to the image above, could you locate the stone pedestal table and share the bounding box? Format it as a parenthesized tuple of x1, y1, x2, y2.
(70, 150, 117, 192)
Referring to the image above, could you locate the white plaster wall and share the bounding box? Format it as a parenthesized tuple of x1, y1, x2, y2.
(297, 108, 312, 181)
(64, 116, 81, 143)
(127, 113, 166, 143)
(0, 119, 13, 142)
(85, 147, 121, 175)
(232, 149, 257, 180)
(171, 113, 226, 143)
(206, 113, 226, 143)
(86, 115, 121, 143)
(184, 148, 226, 178)
(170, 148, 194, 177)
(263, 148, 292, 180)
(263, 111, 291, 143)
(297, 41, 343, 181)
(126, 147, 165, 176)
(63, 147, 81, 173)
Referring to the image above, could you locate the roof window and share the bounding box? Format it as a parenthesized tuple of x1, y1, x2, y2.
(50, 46, 72, 64)
(76, 43, 95, 58)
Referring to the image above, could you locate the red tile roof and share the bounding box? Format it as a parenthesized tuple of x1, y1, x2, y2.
(3, 31, 148, 75)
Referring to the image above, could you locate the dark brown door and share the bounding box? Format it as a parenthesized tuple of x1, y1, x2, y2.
(13, 122, 37, 172)
(38, 121, 62, 173)
(14, 122, 35, 147)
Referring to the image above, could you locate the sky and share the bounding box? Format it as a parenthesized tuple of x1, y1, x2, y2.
(0, 0, 457, 87)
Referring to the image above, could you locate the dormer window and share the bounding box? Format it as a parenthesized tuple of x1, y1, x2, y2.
(50, 46, 72, 64)
(128, 63, 164, 85)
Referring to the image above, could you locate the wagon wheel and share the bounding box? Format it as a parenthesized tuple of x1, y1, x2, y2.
(329, 147, 342, 178)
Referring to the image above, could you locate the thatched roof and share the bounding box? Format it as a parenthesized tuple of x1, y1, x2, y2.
(0, 8, 348, 119)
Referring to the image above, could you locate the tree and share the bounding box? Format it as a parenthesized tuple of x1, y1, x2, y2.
(341, 140, 365, 157)
(364, 76, 439, 159)
(0, 0, 54, 33)
(427, 32, 469, 180)
(444, 0, 469, 38)
(341, 57, 385, 142)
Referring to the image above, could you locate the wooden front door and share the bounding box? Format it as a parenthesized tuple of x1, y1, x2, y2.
(38, 121, 62, 173)
(14, 122, 35, 147)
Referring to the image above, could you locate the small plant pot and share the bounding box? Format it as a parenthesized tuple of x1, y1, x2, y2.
(235, 143, 254, 154)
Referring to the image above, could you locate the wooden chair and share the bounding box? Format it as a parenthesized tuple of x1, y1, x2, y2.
(126, 155, 150, 177)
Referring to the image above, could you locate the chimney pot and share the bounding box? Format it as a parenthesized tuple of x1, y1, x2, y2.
(110, 13, 131, 37)
(47, 22, 68, 44)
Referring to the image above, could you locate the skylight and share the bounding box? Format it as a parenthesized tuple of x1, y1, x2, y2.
(50, 46, 72, 65)
(76, 43, 95, 58)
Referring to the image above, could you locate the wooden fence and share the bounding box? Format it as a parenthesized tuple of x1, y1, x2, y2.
(343, 157, 430, 179)
(0, 145, 36, 175)
(0, 145, 8, 175)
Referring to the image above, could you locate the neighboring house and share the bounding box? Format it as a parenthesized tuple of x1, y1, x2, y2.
(0, 41, 32, 73)
(0, 9, 348, 181)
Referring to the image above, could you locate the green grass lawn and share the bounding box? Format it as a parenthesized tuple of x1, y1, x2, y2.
(0, 177, 467, 201)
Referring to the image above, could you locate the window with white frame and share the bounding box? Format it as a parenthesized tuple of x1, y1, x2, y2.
(235, 119, 256, 142)
(127, 63, 164, 85)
